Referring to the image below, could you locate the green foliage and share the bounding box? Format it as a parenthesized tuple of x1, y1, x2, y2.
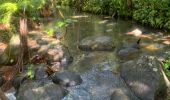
(132, 0, 170, 29)
(0, 0, 46, 24)
(57, 0, 72, 6)
(110, 0, 131, 17)
(162, 52, 170, 79)
(58, 0, 170, 30)
(0, 3, 18, 23)
(27, 64, 34, 79)
(57, 21, 68, 28)
(47, 28, 54, 36)
(47, 19, 77, 37)
(0, 30, 13, 42)
(82, 0, 115, 14)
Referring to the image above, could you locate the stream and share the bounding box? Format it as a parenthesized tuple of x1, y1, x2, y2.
(44, 6, 170, 72)
(45, 6, 170, 100)
(5, 6, 170, 100)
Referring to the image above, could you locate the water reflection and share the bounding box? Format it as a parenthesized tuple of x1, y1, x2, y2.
(44, 6, 170, 72)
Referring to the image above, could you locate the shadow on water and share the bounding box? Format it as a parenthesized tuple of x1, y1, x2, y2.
(44, 6, 170, 73)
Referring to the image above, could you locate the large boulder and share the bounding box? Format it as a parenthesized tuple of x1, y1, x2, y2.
(116, 42, 140, 60)
(63, 65, 139, 100)
(51, 71, 82, 87)
(120, 56, 167, 100)
(78, 35, 115, 51)
(0, 34, 20, 65)
(17, 81, 67, 100)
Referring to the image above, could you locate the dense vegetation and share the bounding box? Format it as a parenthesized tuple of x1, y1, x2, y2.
(163, 52, 170, 80)
(57, 0, 170, 30)
(0, 0, 47, 24)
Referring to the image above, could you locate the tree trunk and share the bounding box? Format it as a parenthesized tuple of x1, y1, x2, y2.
(19, 18, 29, 65)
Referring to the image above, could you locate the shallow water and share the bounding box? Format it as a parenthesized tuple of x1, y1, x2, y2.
(43, 6, 170, 100)
(1, 6, 170, 100)
(43, 6, 169, 73)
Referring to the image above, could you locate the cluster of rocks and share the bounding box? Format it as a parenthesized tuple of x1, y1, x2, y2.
(0, 34, 168, 100)
(73, 35, 167, 100)
(0, 31, 82, 100)
(13, 66, 82, 100)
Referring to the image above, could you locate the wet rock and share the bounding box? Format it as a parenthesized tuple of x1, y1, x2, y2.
(117, 47, 140, 60)
(117, 42, 140, 60)
(51, 71, 82, 87)
(28, 39, 40, 53)
(120, 56, 167, 100)
(12, 75, 28, 90)
(111, 89, 132, 100)
(78, 35, 115, 51)
(37, 39, 48, 45)
(46, 49, 63, 62)
(5, 88, 16, 100)
(0, 76, 4, 87)
(0, 34, 20, 65)
(46, 61, 61, 73)
(38, 45, 50, 55)
(34, 64, 48, 80)
(60, 56, 73, 68)
(64, 68, 139, 100)
(17, 82, 67, 100)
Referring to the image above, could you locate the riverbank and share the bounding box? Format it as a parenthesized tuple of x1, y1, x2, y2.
(56, 0, 170, 31)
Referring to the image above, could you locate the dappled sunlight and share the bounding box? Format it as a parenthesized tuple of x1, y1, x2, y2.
(0, 42, 7, 51)
(127, 29, 142, 36)
(103, 16, 112, 19)
(126, 28, 153, 39)
(138, 34, 153, 39)
(160, 36, 170, 45)
(72, 15, 89, 19)
(130, 81, 151, 95)
(162, 40, 170, 45)
(142, 43, 164, 52)
(106, 29, 113, 32)
(28, 39, 39, 50)
(106, 23, 115, 26)
(33, 86, 45, 94)
(98, 20, 109, 24)
(0, 23, 10, 30)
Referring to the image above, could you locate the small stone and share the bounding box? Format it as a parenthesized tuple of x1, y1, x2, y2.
(148, 63, 152, 66)
(53, 55, 60, 61)
(16, 82, 68, 100)
(78, 35, 115, 51)
(35, 65, 48, 80)
(58, 50, 64, 58)
(47, 49, 59, 56)
(153, 68, 158, 72)
(50, 62, 61, 72)
(38, 45, 49, 55)
(51, 71, 82, 87)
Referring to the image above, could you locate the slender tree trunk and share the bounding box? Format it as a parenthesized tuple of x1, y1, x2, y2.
(0, 18, 29, 93)
(17, 18, 29, 70)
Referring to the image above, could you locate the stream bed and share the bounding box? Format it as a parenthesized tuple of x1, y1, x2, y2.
(3, 6, 170, 100)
